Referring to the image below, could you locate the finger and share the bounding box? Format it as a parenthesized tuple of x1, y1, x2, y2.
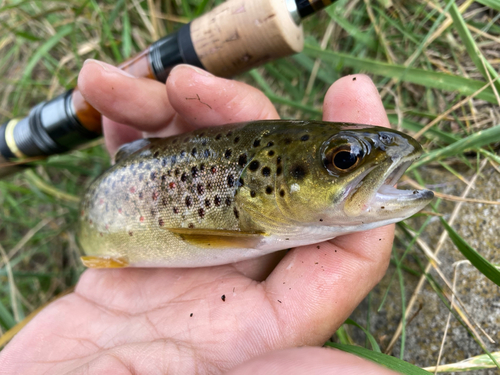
(323, 74, 390, 127)
(264, 74, 395, 345)
(166, 65, 280, 129)
(102, 118, 143, 158)
(226, 347, 398, 375)
(77, 59, 175, 132)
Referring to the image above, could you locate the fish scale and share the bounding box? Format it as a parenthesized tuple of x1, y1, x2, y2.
(78, 120, 433, 268)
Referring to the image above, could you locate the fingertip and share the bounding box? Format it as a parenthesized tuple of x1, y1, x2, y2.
(323, 74, 390, 128)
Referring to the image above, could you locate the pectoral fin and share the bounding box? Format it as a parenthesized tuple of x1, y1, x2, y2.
(81, 256, 130, 268)
(165, 228, 266, 248)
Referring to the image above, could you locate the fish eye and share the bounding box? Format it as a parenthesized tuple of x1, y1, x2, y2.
(326, 146, 361, 172)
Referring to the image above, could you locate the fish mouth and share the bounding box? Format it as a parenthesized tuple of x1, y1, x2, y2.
(344, 153, 434, 217)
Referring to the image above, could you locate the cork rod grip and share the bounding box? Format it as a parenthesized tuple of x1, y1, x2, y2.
(191, 0, 303, 77)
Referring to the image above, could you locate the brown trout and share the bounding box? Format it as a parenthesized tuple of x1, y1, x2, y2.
(78, 120, 433, 268)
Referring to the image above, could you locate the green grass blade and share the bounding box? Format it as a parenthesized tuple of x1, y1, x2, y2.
(409, 123, 500, 169)
(326, 343, 431, 374)
(122, 8, 132, 59)
(448, 2, 500, 93)
(90, 0, 122, 61)
(344, 318, 381, 352)
(440, 219, 500, 287)
(475, 0, 500, 13)
(20, 25, 73, 81)
(0, 299, 16, 329)
(303, 45, 499, 104)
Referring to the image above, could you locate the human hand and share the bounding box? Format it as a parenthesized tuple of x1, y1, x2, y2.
(0, 63, 396, 374)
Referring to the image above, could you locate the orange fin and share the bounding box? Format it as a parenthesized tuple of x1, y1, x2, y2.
(81, 256, 130, 268)
(164, 228, 265, 248)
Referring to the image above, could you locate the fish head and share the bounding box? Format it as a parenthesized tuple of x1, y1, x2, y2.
(273, 123, 434, 230)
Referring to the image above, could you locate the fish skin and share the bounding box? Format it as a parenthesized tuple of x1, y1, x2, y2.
(78, 120, 433, 268)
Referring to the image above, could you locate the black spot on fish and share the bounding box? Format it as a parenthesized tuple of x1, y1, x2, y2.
(233, 208, 239, 219)
(205, 199, 211, 208)
(280, 190, 285, 197)
(266, 141, 274, 147)
(173, 207, 179, 214)
(300, 134, 310, 141)
(277, 156, 281, 164)
(181, 173, 187, 182)
(197, 184, 205, 195)
(234, 136, 240, 144)
(163, 198, 168, 206)
(158, 218, 164, 226)
(161, 174, 168, 183)
(250, 191, 256, 197)
(253, 139, 261, 147)
(172, 139, 178, 144)
(204, 149, 210, 158)
(214, 196, 221, 206)
(238, 178, 244, 187)
(138, 192, 143, 199)
(175, 169, 180, 177)
(284, 138, 292, 145)
(191, 166, 199, 178)
(226, 131, 233, 137)
(266, 186, 272, 194)
(225, 197, 231, 206)
(225, 149, 232, 159)
(238, 154, 248, 167)
(183, 137, 190, 143)
(211, 166, 217, 174)
(262, 167, 271, 177)
(249, 161, 259, 171)
(227, 174, 235, 187)
(191, 148, 197, 157)
(276, 166, 282, 176)
(200, 164, 205, 172)
(153, 151, 160, 158)
(291, 165, 307, 180)
(268, 150, 275, 157)
(180, 150, 186, 158)
(215, 134, 222, 140)
(199, 132, 205, 137)
(198, 208, 205, 218)
(150, 171, 157, 181)
(185, 196, 192, 208)
(188, 223, 195, 229)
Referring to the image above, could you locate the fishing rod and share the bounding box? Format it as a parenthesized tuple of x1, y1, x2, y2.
(0, 0, 334, 178)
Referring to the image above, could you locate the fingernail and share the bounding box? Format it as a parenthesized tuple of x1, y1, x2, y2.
(83, 59, 135, 78)
(171, 64, 214, 78)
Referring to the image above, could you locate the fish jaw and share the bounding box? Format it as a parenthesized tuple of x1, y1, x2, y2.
(342, 146, 433, 222)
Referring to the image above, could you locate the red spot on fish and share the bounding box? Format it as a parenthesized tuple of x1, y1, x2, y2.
(169, 182, 176, 189)
(99, 198, 104, 205)
(130, 187, 136, 193)
(118, 208, 122, 214)
(152, 191, 159, 200)
(139, 216, 145, 222)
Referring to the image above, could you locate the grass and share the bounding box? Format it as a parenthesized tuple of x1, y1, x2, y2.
(0, 0, 500, 372)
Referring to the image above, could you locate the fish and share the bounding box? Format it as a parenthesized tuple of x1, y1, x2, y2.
(77, 120, 433, 268)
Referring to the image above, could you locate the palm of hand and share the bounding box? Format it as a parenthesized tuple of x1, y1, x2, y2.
(0, 64, 395, 375)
